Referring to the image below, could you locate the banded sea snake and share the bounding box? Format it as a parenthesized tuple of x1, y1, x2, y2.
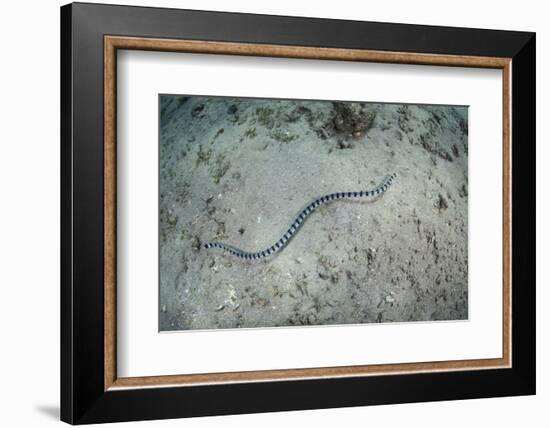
(203, 173, 396, 260)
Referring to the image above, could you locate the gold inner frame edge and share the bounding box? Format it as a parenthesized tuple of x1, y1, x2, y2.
(104, 36, 512, 391)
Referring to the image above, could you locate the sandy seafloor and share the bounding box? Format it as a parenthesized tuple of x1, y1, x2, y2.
(159, 95, 468, 331)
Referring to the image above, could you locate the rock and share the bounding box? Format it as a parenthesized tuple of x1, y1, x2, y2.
(333, 102, 376, 139)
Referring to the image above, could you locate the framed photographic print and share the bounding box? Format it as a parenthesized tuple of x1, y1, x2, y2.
(60, 2, 536, 424)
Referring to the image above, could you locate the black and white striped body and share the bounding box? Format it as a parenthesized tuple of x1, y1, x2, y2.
(203, 173, 396, 260)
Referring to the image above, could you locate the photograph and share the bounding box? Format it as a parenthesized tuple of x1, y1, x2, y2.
(159, 95, 469, 331)
(54, 1, 536, 424)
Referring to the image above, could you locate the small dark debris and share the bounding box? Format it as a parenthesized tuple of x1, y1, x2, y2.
(191, 236, 201, 251)
(459, 117, 468, 135)
(366, 248, 376, 269)
(435, 193, 448, 213)
(316, 126, 331, 140)
(286, 105, 312, 123)
(213, 128, 224, 140)
(177, 96, 189, 106)
(394, 129, 403, 141)
(191, 104, 205, 118)
(227, 104, 238, 115)
(214, 220, 226, 238)
(337, 138, 353, 149)
(458, 184, 468, 198)
(452, 144, 460, 158)
(420, 134, 453, 162)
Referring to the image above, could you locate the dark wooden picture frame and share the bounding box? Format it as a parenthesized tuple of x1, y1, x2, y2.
(61, 2, 535, 424)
